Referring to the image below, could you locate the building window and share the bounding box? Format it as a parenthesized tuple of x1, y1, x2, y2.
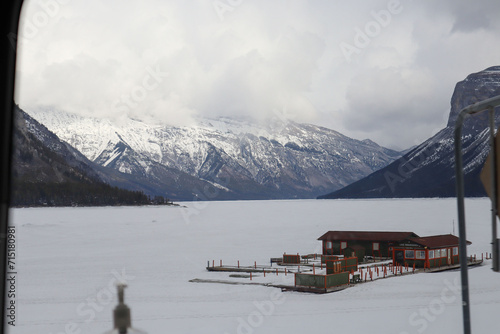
(340, 241, 347, 249)
(416, 251, 425, 259)
(373, 242, 379, 251)
(405, 250, 414, 259)
(435, 249, 441, 258)
(325, 241, 333, 255)
(453, 247, 458, 256)
(428, 250, 434, 259)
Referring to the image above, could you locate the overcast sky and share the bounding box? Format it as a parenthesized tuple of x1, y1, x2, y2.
(14, 0, 500, 150)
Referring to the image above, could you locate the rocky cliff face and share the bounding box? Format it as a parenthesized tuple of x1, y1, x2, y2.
(319, 66, 500, 199)
(447, 66, 500, 130)
(26, 110, 402, 200)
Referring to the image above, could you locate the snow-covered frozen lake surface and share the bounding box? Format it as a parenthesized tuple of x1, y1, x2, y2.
(8, 198, 500, 334)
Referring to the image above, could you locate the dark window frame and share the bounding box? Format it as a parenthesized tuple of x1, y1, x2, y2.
(1, 1, 25, 332)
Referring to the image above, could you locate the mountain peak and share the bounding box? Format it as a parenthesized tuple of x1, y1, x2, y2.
(447, 66, 500, 128)
(361, 139, 380, 147)
(321, 66, 500, 199)
(484, 66, 500, 72)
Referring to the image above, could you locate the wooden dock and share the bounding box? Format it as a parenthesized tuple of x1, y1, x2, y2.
(190, 278, 350, 294)
(206, 265, 309, 274)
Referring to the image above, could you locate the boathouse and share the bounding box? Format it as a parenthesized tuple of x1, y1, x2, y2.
(318, 231, 419, 258)
(392, 234, 471, 268)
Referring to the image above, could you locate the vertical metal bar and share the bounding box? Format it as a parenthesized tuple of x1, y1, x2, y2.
(490, 108, 500, 272)
(454, 110, 472, 334)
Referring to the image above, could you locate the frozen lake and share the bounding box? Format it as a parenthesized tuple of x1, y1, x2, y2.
(7, 198, 500, 334)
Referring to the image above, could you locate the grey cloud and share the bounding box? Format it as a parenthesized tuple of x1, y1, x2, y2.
(15, 0, 500, 150)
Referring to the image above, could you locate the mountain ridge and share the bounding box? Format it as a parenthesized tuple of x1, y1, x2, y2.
(25, 109, 403, 200)
(319, 66, 500, 199)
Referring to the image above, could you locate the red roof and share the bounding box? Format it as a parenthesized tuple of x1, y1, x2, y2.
(318, 231, 419, 242)
(408, 234, 471, 248)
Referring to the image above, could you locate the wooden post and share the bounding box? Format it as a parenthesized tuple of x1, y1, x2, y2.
(220, 259, 222, 267)
(250, 272, 252, 281)
(212, 260, 214, 268)
(238, 260, 240, 268)
(263, 269, 266, 277)
(276, 268, 278, 276)
(285, 268, 287, 276)
(254, 261, 257, 269)
(313, 263, 315, 275)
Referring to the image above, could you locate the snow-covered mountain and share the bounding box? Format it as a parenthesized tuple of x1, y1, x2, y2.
(11, 105, 178, 206)
(320, 66, 500, 199)
(26, 109, 402, 199)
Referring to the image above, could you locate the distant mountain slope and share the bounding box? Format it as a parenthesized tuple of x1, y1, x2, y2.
(11, 106, 160, 206)
(12, 106, 227, 202)
(319, 66, 500, 199)
(26, 110, 402, 199)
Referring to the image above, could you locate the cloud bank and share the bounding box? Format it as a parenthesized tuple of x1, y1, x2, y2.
(15, 0, 500, 149)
